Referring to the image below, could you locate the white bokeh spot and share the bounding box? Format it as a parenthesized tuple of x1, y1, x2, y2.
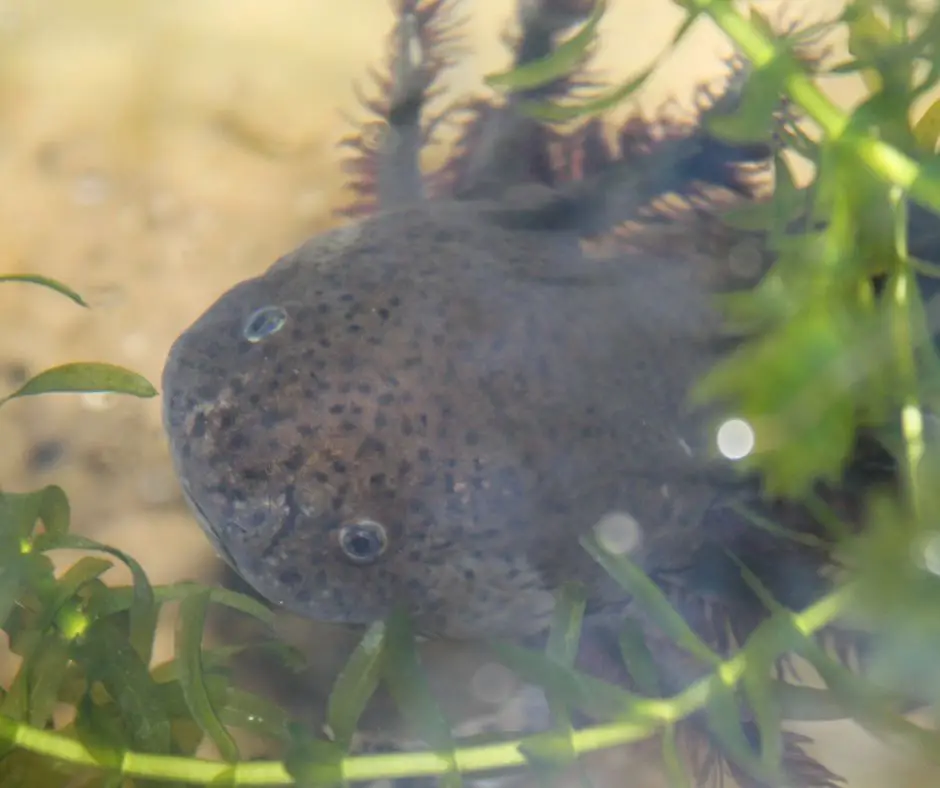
(716, 418, 755, 460)
(470, 662, 518, 706)
(594, 511, 641, 555)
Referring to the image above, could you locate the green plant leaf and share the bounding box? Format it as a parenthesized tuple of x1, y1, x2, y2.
(706, 57, 788, 143)
(0, 555, 32, 631)
(74, 618, 172, 754)
(484, 0, 605, 92)
(741, 662, 783, 775)
(534, 582, 589, 779)
(691, 302, 875, 497)
(38, 533, 158, 666)
(617, 619, 661, 697)
(0, 486, 70, 543)
(0, 362, 158, 405)
(93, 580, 275, 631)
(770, 681, 849, 722)
(704, 684, 784, 786)
(216, 685, 292, 744)
(73, 691, 130, 771)
(325, 620, 386, 751)
(520, 64, 656, 123)
(580, 533, 720, 666)
(382, 609, 461, 787)
(151, 640, 305, 683)
(490, 640, 641, 723)
(517, 729, 581, 772)
(661, 724, 690, 788)
(0, 274, 88, 307)
(176, 589, 240, 762)
(26, 632, 72, 728)
(284, 725, 345, 788)
(35, 555, 112, 636)
(546, 582, 587, 669)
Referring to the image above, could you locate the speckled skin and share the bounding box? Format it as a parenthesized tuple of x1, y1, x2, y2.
(162, 199, 737, 639)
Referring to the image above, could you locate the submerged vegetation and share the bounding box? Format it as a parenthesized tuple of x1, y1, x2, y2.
(2, 0, 940, 785)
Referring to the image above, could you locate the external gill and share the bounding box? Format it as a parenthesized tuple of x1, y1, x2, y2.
(442, 0, 602, 200)
(336, 0, 465, 217)
(549, 57, 775, 240)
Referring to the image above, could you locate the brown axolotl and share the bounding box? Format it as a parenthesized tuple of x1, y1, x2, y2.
(161, 2, 940, 784)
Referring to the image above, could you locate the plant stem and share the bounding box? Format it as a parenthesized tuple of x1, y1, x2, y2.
(682, 0, 940, 213)
(0, 585, 851, 785)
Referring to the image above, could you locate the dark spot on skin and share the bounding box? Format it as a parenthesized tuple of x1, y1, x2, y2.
(284, 447, 306, 473)
(229, 433, 249, 450)
(369, 473, 387, 487)
(357, 382, 372, 394)
(355, 437, 387, 459)
(377, 308, 390, 320)
(329, 404, 345, 415)
(377, 392, 394, 406)
(348, 324, 362, 333)
(191, 412, 207, 438)
(261, 410, 285, 428)
(314, 471, 329, 483)
(319, 338, 332, 348)
(279, 569, 302, 587)
(220, 411, 236, 430)
(243, 467, 268, 483)
(341, 422, 358, 433)
(332, 460, 347, 474)
(298, 425, 316, 438)
(374, 413, 388, 429)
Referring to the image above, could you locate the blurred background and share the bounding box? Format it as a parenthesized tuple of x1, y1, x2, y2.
(0, 0, 936, 784)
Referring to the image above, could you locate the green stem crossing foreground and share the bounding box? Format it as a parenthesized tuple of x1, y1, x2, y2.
(687, 0, 940, 214)
(0, 586, 852, 785)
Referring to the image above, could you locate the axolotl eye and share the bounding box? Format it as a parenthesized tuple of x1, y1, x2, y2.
(338, 519, 388, 565)
(243, 305, 288, 342)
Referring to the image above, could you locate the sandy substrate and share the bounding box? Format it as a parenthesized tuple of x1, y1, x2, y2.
(0, 0, 937, 785)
